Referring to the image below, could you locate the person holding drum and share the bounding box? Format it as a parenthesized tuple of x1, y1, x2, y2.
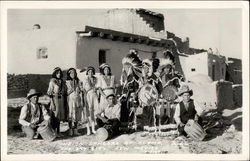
(174, 85, 203, 137)
(140, 59, 163, 94)
(19, 89, 52, 140)
(96, 90, 121, 140)
(159, 64, 182, 88)
(139, 58, 162, 127)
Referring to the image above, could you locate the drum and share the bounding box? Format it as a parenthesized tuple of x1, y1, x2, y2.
(162, 85, 178, 102)
(95, 125, 114, 142)
(184, 119, 206, 141)
(138, 84, 158, 106)
(37, 122, 56, 142)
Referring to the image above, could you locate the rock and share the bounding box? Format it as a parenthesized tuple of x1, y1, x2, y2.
(226, 124, 236, 133)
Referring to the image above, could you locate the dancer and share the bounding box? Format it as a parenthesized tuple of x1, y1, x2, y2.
(47, 67, 66, 137)
(139, 58, 162, 127)
(65, 68, 82, 136)
(98, 63, 116, 107)
(120, 50, 142, 123)
(82, 66, 99, 135)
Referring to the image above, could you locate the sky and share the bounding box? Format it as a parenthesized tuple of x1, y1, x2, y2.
(157, 9, 242, 59)
(8, 8, 243, 59)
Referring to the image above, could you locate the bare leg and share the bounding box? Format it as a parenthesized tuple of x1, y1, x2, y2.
(86, 117, 91, 135)
(91, 121, 96, 134)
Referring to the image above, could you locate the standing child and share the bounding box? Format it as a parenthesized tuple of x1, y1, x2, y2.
(82, 66, 99, 135)
(47, 67, 66, 137)
(65, 68, 82, 136)
(98, 63, 116, 107)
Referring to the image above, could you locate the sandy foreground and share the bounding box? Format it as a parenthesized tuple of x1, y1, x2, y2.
(7, 98, 242, 154)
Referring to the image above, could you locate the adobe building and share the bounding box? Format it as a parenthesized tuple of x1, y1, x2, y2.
(179, 52, 227, 82)
(8, 8, 238, 102)
(6, 9, 173, 96)
(8, 8, 200, 97)
(7, 9, 238, 100)
(8, 9, 204, 77)
(226, 57, 242, 84)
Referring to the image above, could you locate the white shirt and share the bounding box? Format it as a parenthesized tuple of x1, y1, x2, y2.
(99, 103, 121, 120)
(19, 102, 49, 126)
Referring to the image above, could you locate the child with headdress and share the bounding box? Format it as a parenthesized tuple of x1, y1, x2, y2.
(139, 58, 163, 127)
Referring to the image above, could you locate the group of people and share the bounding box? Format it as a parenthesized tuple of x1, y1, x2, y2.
(19, 63, 123, 140)
(18, 49, 204, 141)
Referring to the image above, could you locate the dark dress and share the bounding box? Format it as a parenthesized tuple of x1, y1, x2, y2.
(140, 73, 163, 127)
(120, 74, 140, 122)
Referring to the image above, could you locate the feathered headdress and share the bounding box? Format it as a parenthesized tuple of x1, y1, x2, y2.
(120, 50, 142, 85)
(142, 58, 160, 76)
(122, 49, 142, 69)
(159, 50, 175, 70)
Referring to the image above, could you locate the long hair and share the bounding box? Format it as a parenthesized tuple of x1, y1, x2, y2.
(66, 68, 79, 82)
(100, 66, 112, 76)
(52, 68, 63, 79)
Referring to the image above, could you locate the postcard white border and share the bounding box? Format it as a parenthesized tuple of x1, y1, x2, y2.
(1, 1, 249, 161)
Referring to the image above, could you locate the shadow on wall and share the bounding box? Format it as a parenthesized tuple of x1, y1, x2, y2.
(173, 50, 184, 76)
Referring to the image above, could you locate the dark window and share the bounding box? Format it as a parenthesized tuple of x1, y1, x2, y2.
(33, 24, 41, 30)
(191, 68, 195, 72)
(37, 47, 48, 59)
(152, 52, 157, 58)
(99, 50, 106, 65)
(212, 65, 215, 81)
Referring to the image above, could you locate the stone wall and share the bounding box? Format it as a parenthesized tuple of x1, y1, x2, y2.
(232, 85, 242, 107)
(7, 74, 51, 98)
(216, 81, 234, 111)
(135, 9, 165, 32)
(226, 57, 242, 84)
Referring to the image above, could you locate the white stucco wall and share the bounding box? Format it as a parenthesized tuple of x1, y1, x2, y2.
(7, 10, 108, 74)
(180, 52, 226, 81)
(180, 52, 208, 81)
(8, 9, 167, 74)
(76, 37, 164, 80)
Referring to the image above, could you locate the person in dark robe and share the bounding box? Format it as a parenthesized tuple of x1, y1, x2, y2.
(119, 50, 142, 123)
(139, 58, 162, 127)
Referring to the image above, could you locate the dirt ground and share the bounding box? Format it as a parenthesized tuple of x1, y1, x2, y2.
(7, 98, 242, 154)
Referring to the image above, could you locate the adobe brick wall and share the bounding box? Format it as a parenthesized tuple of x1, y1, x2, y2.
(8, 74, 51, 98)
(232, 85, 242, 107)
